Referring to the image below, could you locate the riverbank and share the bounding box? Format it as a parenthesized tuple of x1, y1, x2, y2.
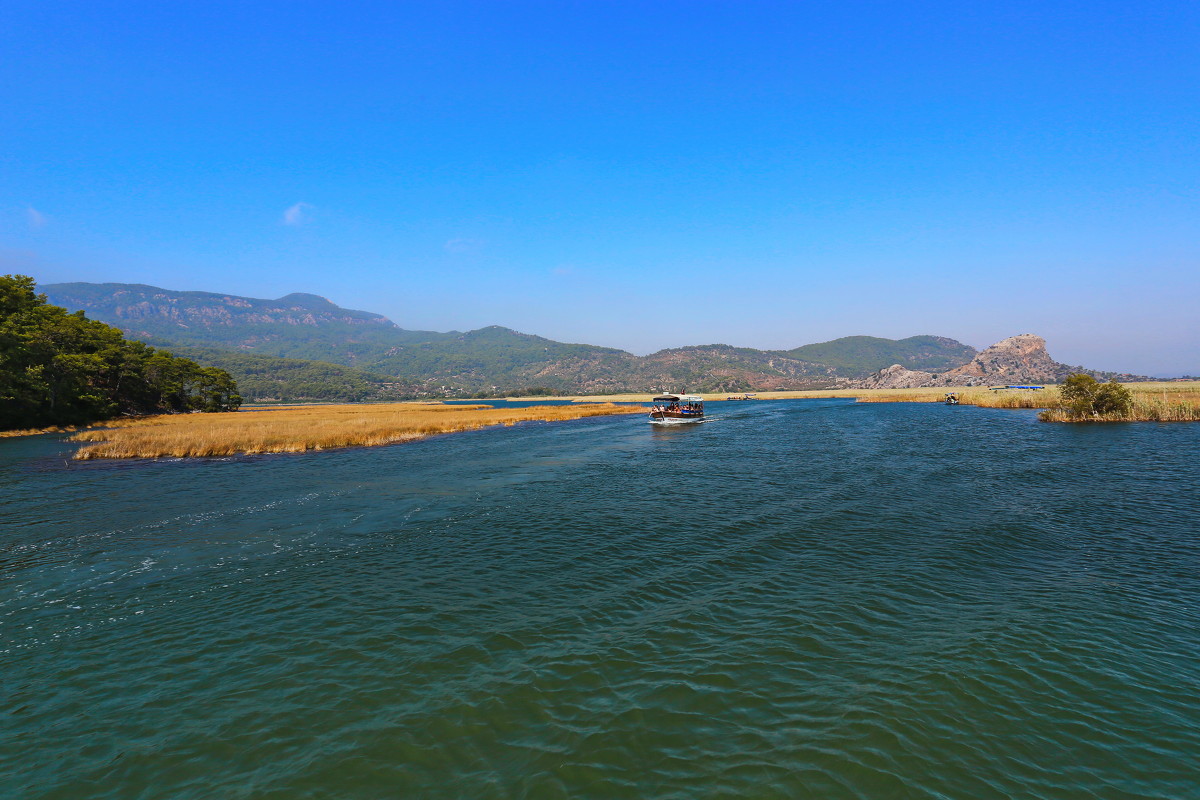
(70, 402, 643, 459)
(507, 381, 1200, 422)
(10, 382, 1198, 450)
(851, 382, 1200, 421)
(0, 425, 81, 438)
(0, 417, 147, 438)
(519, 381, 1200, 420)
(1038, 389, 1200, 422)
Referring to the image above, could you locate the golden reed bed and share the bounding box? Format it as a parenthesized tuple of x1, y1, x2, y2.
(853, 388, 1049, 408)
(0, 425, 80, 439)
(69, 402, 643, 460)
(1038, 391, 1200, 422)
(853, 383, 1200, 421)
(0, 418, 147, 439)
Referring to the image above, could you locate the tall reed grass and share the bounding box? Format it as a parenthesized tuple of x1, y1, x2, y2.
(0, 418, 147, 438)
(853, 389, 1055, 409)
(70, 402, 643, 459)
(1038, 391, 1200, 422)
(852, 383, 1200, 422)
(0, 425, 80, 438)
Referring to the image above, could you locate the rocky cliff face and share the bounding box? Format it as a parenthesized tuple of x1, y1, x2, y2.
(859, 333, 1143, 389)
(938, 334, 1065, 385)
(857, 363, 937, 389)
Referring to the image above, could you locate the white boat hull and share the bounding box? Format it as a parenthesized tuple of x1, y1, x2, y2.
(648, 414, 704, 425)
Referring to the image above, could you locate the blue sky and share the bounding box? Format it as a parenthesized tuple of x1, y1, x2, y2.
(2, 1, 1197, 374)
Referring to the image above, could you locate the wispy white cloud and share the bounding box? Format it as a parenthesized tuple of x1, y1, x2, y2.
(282, 202, 313, 226)
(26, 207, 47, 230)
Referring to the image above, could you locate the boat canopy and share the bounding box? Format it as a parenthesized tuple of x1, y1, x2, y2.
(652, 394, 704, 403)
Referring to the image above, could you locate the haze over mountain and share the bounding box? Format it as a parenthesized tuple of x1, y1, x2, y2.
(42, 282, 1141, 399)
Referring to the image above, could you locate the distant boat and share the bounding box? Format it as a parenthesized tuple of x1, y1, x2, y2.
(725, 393, 757, 400)
(649, 393, 705, 425)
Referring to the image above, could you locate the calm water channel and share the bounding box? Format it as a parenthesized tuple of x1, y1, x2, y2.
(2, 399, 1198, 799)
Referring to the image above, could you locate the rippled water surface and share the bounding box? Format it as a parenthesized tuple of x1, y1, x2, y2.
(3, 399, 1199, 799)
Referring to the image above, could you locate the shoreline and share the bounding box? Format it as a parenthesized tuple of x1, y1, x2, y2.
(526, 380, 1199, 404)
(68, 402, 643, 460)
(7, 382, 1198, 446)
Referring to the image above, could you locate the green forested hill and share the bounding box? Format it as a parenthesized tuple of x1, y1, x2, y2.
(41, 283, 633, 392)
(41, 281, 983, 395)
(162, 346, 423, 403)
(41, 282, 450, 364)
(786, 336, 979, 377)
(1, 276, 241, 429)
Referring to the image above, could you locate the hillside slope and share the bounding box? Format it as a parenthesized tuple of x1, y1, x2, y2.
(42, 282, 451, 363)
(42, 282, 633, 393)
(787, 335, 978, 376)
(44, 281, 1123, 394)
(160, 346, 424, 402)
(859, 334, 1146, 388)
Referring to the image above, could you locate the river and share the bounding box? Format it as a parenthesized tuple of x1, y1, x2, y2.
(2, 399, 1198, 798)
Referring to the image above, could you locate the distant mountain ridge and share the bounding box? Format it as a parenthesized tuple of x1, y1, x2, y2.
(41, 281, 1132, 397)
(41, 282, 445, 353)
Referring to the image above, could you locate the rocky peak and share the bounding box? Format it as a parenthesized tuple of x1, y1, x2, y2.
(941, 334, 1062, 384)
(857, 363, 936, 389)
(858, 333, 1099, 388)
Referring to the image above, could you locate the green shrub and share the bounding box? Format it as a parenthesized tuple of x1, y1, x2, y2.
(1058, 373, 1133, 418)
(1093, 380, 1133, 415)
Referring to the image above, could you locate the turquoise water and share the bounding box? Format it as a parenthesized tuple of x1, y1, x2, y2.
(2, 399, 1198, 799)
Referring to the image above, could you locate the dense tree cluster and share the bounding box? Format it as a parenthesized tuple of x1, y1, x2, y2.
(1058, 373, 1134, 417)
(163, 346, 421, 403)
(0, 275, 241, 430)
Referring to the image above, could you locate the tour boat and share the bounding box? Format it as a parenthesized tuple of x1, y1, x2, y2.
(649, 393, 705, 425)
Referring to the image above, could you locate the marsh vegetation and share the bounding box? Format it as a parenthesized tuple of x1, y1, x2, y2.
(854, 388, 1051, 408)
(69, 402, 643, 459)
(853, 379, 1200, 422)
(1038, 379, 1200, 422)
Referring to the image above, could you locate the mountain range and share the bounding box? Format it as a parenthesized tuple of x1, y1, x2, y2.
(40, 282, 1138, 400)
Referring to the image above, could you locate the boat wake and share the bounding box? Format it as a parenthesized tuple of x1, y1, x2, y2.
(648, 416, 718, 426)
